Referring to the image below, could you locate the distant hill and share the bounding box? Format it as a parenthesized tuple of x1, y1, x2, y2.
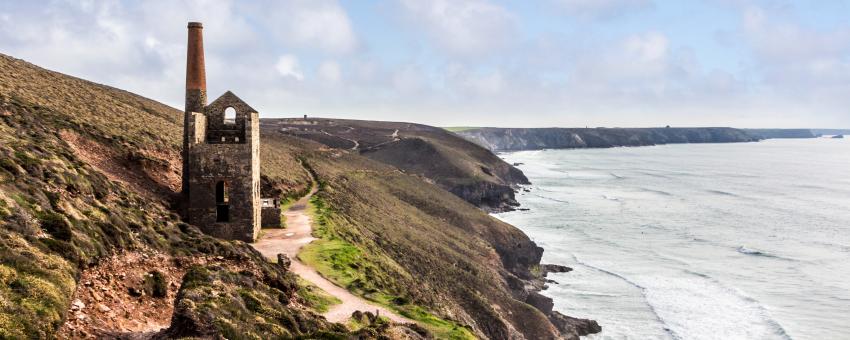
(453, 127, 759, 152)
(264, 118, 529, 212)
(743, 129, 817, 139)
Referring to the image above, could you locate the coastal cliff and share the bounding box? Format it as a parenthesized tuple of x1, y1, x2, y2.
(1, 53, 597, 339)
(455, 127, 760, 151)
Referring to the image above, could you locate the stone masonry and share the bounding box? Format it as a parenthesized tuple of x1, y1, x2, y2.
(182, 22, 262, 242)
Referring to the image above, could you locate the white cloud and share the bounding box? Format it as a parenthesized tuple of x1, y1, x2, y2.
(551, 0, 653, 19)
(275, 54, 304, 81)
(625, 31, 668, 62)
(0, 1, 847, 128)
(318, 60, 342, 84)
(264, 0, 358, 54)
(397, 0, 517, 58)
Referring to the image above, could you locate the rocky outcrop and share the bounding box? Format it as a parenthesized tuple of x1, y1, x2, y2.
(456, 127, 761, 151)
(448, 180, 520, 212)
(550, 312, 603, 340)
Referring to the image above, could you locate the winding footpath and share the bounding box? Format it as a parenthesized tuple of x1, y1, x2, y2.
(251, 185, 410, 324)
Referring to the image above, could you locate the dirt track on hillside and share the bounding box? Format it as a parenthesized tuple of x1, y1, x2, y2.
(251, 186, 411, 324)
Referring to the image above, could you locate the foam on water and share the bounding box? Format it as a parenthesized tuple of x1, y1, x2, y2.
(498, 139, 850, 339)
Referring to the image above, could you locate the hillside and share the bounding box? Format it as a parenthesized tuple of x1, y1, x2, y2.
(0, 54, 357, 338)
(454, 127, 760, 151)
(263, 118, 528, 212)
(1, 53, 598, 339)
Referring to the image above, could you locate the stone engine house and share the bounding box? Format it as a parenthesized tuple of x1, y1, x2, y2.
(182, 22, 270, 242)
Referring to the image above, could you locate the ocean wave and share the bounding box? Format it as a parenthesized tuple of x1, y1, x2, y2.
(601, 195, 621, 201)
(640, 188, 674, 196)
(573, 254, 793, 340)
(638, 171, 671, 179)
(736, 246, 798, 262)
(559, 288, 623, 297)
(571, 255, 683, 340)
(706, 189, 738, 197)
(532, 194, 570, 204)
(682, 269, 795, 340)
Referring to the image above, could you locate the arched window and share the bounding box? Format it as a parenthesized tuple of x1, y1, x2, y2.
(224, 107, 236, 124)
(216, 181, 230, 222)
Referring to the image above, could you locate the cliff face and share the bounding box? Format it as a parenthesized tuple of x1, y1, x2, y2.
(263, 118, 529, 212)
(456, 127, 760, 151)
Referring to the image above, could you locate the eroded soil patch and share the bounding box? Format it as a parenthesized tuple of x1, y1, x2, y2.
(56, 250, 252, 338)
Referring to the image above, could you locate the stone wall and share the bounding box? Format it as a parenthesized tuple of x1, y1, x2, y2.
(260, 205, 281, 228)
(186, 91, 260, 242)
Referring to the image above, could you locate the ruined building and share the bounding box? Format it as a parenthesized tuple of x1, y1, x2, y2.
(182, 22, 267, 242)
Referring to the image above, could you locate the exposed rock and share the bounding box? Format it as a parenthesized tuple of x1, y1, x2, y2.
(542, 264, 573, 276)
(276, 253, 291, 269)
(526, 292, 554, 314)
(128, 287, 144, 297)
(549, 311, 602, 340)
(71, 299, 85, 311)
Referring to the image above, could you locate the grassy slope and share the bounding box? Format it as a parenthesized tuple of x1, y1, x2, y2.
(259, 133, 558, 339)
(0, 54, 343, 338)
(1, 54, 566, 339)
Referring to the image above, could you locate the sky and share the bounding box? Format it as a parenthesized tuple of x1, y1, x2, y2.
(1, 0, 849, 128)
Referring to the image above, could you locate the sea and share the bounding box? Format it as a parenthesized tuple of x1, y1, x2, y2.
(495, 138, 850, 340)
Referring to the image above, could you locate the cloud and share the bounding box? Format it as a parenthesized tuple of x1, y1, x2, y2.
(738, 6, 850, 123)
(318, 60, 342, 84)
(0, 1, 847, 128)
(396, 0, 517, 58)
(262, 0, 358, 54)
(550, 0, 653, 20)
(275, 54, 304, 80)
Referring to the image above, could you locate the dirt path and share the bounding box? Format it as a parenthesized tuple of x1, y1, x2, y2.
(251, 186, 411, 324)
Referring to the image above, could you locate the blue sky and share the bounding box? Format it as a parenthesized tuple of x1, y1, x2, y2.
(1, 0, 848, 128)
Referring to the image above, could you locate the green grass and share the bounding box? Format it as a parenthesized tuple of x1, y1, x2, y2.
(298, 194, 476, 340)
(397, 305, 475, 340)
(442, 126, 479, 132)
(298, 239, 362, 289)
(296, 277, 341, 313)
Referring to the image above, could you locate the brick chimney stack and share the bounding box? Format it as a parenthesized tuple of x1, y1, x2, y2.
(183, 22, 206, 201)
(185, 22, 206, 113)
